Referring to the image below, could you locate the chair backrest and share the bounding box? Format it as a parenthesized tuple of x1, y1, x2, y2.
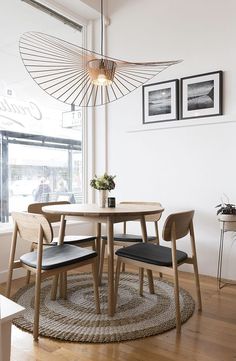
(162, 210, 194, 242)
(119, 201, 163, 222)
(12, 212, 53, 244)
(28, 201, 70, 223)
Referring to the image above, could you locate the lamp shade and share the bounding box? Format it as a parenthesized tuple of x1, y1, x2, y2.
(88, 59, 117, 86)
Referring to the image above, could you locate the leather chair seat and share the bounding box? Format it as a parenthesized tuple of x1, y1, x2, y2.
(102, 233, 157, 242)
(115, 243, 188, 267)
(20, 244, 97, 270)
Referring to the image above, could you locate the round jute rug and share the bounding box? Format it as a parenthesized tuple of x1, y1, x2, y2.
(12, 272, 195, 343)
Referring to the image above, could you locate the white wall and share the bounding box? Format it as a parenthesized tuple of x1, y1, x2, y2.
(104, 0, 236, 279)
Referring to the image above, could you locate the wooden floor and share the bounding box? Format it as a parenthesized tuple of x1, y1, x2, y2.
(1, 265, 236, 361)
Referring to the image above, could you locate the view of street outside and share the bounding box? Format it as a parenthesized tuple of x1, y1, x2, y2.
(6, 143, 83, 218)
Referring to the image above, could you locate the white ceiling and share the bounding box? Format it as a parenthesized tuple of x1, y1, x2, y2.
(39, 0, 101, 22)
(55, 0, 100, 17)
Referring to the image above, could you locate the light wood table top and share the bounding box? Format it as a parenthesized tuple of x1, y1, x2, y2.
(43, 203, 164, 218)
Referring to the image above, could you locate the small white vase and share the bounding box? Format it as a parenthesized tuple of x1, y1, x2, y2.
(98, 190, 108, 208)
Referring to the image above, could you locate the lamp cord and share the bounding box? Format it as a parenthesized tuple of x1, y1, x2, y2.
(101, 0, 103, 57)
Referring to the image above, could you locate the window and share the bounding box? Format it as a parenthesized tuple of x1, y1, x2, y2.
(0, 1, 86, 224)
(0, 131, 82, 223)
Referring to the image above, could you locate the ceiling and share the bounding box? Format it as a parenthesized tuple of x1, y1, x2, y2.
(39, 0, 101, 21)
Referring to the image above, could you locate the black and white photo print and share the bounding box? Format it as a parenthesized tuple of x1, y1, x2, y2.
(143, 80, 179, 124)
(181, 71, 223, 119)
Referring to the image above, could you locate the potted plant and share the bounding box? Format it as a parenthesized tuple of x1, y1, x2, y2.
(90, 173, 116, 207)
(216, 202, 236, 231)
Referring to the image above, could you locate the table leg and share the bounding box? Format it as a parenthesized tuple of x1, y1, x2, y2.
(140, 215, 155, 294)
(107, 217, 115, 316)
(96, 223, 102, 285)
(50, 274, 59, 300)
(58, 215, 66, 245)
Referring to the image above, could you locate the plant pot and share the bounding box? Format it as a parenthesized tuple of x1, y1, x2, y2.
(98, 190, 108, 208)
(218, 214, 236, 231)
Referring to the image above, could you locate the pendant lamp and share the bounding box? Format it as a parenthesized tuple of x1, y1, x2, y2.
(19, 0, 182, 107)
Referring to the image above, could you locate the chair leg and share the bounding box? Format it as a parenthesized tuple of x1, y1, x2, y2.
(33, 226, 45, 342)
(173, 268, 181, 333)
(91, 259, 100, 314)
(139, 268, 144, 296)
(33, 271, 42, 341)
(6, 267, 13, 299)
(114, 258, 122, 310)
(154, 222, 162, 279)
(6, 264, 14, 299)
(59, 273, 66, 299)
(147, 269, 155, 294)
(140, 216, 155, 294)
(26, 271, 31, 285)
(60, 272, 67, 300)
(121, 261, 126, 273)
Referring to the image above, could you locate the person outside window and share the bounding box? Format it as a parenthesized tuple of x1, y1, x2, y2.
(56, 178, 68, 193)
(34, 177, 51, 202)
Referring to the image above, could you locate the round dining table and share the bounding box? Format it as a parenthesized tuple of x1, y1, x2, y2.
(43, 203, 164, 316)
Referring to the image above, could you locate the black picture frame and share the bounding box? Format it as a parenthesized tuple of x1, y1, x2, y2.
(142, 79, 179, 124)
(180, 71, 223, 120)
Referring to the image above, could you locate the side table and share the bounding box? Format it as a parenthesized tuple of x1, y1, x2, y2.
(0, 295, 25, 361)
(217, 216, 236, 289)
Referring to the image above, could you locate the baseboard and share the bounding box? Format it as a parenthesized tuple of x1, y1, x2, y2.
(0, 269, 26, 284)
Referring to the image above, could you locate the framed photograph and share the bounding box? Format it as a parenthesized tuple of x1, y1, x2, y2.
(142, 79, 179, 124)
(180, 71, 223, 119)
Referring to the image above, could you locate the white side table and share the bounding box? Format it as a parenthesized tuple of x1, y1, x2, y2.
(0, 295, 24, 361)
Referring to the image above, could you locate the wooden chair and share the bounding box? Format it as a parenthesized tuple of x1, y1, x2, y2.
(100, 201, 163, 276)
(6, 212, 100, 341)
(115, 210, 202, 333)
(27, 201, 97, 285)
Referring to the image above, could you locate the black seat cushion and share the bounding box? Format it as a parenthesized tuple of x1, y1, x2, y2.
(20, 244, 97, 270)
(52, 235, 96, 245)
(115, 243, 188, 267)
(102, 233, 156, 242)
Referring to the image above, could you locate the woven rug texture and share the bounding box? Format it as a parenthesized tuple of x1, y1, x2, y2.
(12, 272, 195, 343)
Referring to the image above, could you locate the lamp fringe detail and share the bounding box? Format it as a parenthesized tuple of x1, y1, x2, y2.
(19, 31, 182, 107)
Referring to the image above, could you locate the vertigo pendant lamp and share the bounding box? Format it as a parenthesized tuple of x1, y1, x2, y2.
(19, 0, 182, 107)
